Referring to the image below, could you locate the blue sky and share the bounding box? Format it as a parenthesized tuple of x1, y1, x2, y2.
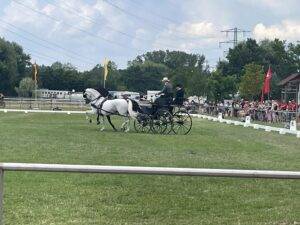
(0, 0, 299, 71)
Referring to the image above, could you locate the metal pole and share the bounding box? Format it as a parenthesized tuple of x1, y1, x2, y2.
(0, 169, 4, 225)
(233, 27, 238, 47)
(297, 82, 300, 126)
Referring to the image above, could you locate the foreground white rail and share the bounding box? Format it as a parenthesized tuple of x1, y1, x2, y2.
(0, 163, 299, 224)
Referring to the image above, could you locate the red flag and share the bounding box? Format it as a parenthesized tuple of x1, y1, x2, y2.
(262, 66, 272, 94)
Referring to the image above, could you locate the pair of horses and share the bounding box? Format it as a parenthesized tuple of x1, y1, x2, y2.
(83, 88, 140, 132)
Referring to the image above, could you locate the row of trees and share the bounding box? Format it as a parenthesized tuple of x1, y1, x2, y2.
(1, 37, 299, 100)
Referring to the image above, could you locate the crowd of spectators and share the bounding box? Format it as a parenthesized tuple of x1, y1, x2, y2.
(199, 99, 299, 123)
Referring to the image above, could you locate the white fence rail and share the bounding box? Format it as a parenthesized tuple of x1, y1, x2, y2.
(2, 97, 88, 111)
(0, 163, 300, 224)
(0, 108, 86, 114)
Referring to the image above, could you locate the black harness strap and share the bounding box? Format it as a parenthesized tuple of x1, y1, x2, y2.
(95, 98, 108, 124)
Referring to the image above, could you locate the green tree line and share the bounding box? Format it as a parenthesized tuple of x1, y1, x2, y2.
(0, 37, 299, 100)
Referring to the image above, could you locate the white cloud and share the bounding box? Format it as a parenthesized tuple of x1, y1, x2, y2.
(170, 21, 217, 38)
(253, 20, 300, 41)
(240, 0, 300, 16)
(152, 21, 222, 52)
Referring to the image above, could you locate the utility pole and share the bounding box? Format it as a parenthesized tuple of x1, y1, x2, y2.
(219, 27, 251, 49)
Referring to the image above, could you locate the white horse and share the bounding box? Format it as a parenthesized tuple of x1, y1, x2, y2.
(83, 88, 139, 132)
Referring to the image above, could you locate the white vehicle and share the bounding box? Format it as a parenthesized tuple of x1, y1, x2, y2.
(187, 96, 206, 104)
(37, 89, 70, 99)
(110, 91, 140, 101)
(147, 91, 160, 102)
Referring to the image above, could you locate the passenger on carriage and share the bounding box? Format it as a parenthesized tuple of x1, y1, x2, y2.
(173, 84, 185, 106)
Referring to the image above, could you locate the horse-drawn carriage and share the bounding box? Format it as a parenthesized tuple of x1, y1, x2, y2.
(83, 88, 193, 135)
(134, 100, 192, 135)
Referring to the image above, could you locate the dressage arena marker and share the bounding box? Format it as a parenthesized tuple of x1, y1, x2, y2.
(217, 113, 223, 122)
(290, 120, 297, 132)
(279, 129, 286, 135)
(190, 114, 299, 138)
(0, 162, 300, 224)
(265, 127, 271, 132)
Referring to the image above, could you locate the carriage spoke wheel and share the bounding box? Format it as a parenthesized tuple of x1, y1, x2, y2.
(151, 110, 173, 134)
(134, 114, 152, 133)
(172, 110, 192, 135)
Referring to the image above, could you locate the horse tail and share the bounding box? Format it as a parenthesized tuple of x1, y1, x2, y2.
(127, 99, 140, 118)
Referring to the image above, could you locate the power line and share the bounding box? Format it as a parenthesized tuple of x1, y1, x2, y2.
(102, 0, 201, 40)
(0, 19, 98, 65)
(25, 48, 65, 62)
(127, 0, 180, 24)
(43, 0, 179, 49)
(23, 47, 92, 70)
(102, 0, 167, 31)
(11, 0, 143, 52)
(27, 51, 92, 72)
(0, 23, 96, 67)
(47, 0, 139, 40)
(219, 27, 250, 48)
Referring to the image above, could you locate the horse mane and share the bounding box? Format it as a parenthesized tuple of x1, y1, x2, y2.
(130, 99, 142, 113)
(95, 87, 109, 97)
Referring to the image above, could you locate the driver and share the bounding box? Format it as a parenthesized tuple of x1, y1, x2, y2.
(154, 77, 173, 108)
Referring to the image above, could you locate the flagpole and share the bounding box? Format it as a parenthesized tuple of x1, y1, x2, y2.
(33, 62, 38, 108)
(103, 62, 106, 88)
(268, 65, 270, 101)
(103, 67, 105, 88)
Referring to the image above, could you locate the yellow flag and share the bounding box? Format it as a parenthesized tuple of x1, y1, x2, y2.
(103, 58, 109, 81)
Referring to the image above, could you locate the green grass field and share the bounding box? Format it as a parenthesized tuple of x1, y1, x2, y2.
(0, 113, 299, 225)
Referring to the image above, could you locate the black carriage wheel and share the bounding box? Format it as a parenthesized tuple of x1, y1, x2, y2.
(134, 114, 152, 133)
(172, 110, 192, 135)
(151, 109, 173, 134)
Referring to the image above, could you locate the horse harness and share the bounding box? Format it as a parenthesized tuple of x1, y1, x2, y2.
(91, 96, 131, 126)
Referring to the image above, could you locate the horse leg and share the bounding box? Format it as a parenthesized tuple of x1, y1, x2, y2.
(106, 115, 117, 131)
(99, 116, 106, 131)
(121, 117, 130, 132)
(85, 111, 93, 123)
(97, 112, 101, 125)
(121, 117, 126, 131)
(125, 118, 130, 132)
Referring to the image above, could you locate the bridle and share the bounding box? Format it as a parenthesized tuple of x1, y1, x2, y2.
(83, 91, 101, 104)
(90, 94, 102, 103)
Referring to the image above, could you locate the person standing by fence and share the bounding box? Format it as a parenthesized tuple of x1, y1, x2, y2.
(0, 93, 5, 108)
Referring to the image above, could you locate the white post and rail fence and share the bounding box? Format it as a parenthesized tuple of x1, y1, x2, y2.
(0, 163, 300, 225)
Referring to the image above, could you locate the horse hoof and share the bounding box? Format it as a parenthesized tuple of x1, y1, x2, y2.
(89, 119, 92, 123)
